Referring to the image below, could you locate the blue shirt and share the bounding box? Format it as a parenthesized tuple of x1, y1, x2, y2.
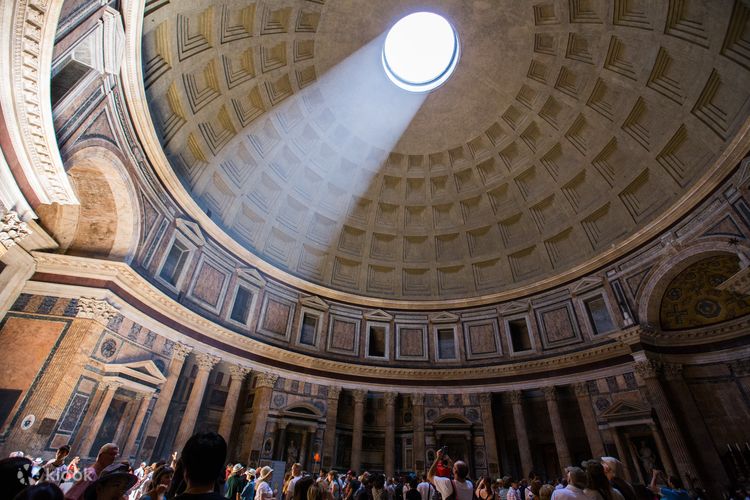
(242, 479, 256, 500)
(659, 487, 690, 500)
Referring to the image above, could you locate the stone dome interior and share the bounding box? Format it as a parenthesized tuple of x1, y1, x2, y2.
(142, 0, 750, 301)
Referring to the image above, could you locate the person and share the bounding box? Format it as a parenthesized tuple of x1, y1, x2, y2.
(42, 446, 71, 484)
(583, 463, 624, 500)
(647, 470, 689, 500)
(135, 463, 148, 481)
(372, 475, 387, 500)
(82, 462, 138, 500)
(539, 485, 554, 500)
(317, 471, 329, 490)
(286, 464, 303, 500)
(497, 478, 510, 500)
(293, 476, 316, 500)
(475, 477, 495, 500)
(507, 479, 521, 500)
(600, 458, 635, 500)
(405, 478, 421, 500)
(141, 465, 174, 500)
(345, 478, 361, 500)
(416, 474, 434, 500)
(308, 483, 327, 500)
(64, 443, 119, 500)
(529, 481, 542, 500)
(174, 432, 227, 499)
(241, 469, 256, 500)
(1, 456, 34, 499)
(427, 449, 473, 500)
(329, 471, 344, 500)
(13, 482, 65, 500)
(255, 466, 275, 500)
(226, 464, 246, 500)
(551, 467, 587, 500)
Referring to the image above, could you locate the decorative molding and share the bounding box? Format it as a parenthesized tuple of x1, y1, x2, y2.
(300, 294, 329, 311)
(0, 210, 32, 249)
(428, 311, 459, 323)
(478, 393, 492, 405)
(716, 266, 750, 296)
(76, 298, 119, 324)
(364, 309, 393, 321)
(633, 359, 661, 379)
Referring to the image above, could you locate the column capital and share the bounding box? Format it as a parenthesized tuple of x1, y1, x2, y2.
(729, 359, 750, 377)
(542, 386, 557, 401)
(229, 364, 251, 381)
(352, 389, 367, 404)
(479, 393, 492, 405)
(508, 390, 524, 405)
(573, 382, 589, 397)
(76, 298, 119, 324)
(171, 342, 193, 361)
(327, 386, 342, 400)
(411, 392, 425, 406)
(0, 210, 31, 249)
(662, 362, 683, 381)
(255, 372, 278, 388)
(104, 380, 123, 390)
(384, 392, 397, 406)
(634, 359, 661, 379)
(194, 352, 221, 372)
(134, 391, 149, 400)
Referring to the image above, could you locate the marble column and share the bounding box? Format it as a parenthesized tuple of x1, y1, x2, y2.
(78, 381, 120, 457)
(300, 428, 311, 470)
(113, 395, 139, 447)
(140, 343, 192, 460)
(322, 386, 341, 469)
(350, 389, 367, 474)
(275, 422, 288, 461)
(649, 423, 676, 477)
(384, 392, 397, 478)
(123, 392, 153, 459)
(509, 390, 533, 476)
(543, 386, 572, 470)
(173, 352, 221, 454)
(634, 359, 697, 489)
(243, 372, 279, 465)
(573, 382, 605, 459)
(479, 393, 500, 476)
(0, 210, 33, 318)
(610, 428, 634, 482)
(662, 362, 728, 495)
(412, 393, 425, 471)
(218, 364, 250, 441)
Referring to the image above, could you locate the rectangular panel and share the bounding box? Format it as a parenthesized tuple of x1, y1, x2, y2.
(327, 316, 360, 355)
(463, 319, 501, 360)
(536, 301, 582, 348)
(396, 324, 427, 360)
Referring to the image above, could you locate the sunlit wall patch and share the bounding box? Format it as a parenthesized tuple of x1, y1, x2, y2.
(382, 12, 460, 93)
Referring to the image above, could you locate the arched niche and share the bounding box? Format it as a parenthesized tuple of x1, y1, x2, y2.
(35, 145, 140, 261)
(637, 241, 750, 330)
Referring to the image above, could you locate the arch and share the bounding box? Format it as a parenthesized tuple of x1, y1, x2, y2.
(282, 402, 323, 419)
(636, 240, 750, 329)
(35, 145, 141, 261)
(435, 413, 470, 425)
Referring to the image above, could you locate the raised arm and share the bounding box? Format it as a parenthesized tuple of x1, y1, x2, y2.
(427, 449, 444, 483)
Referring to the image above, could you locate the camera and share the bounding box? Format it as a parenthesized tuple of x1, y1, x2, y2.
(438, 445, 448, 455)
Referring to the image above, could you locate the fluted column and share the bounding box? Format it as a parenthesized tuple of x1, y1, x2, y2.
(0, 210, 33, 318)
(218, 364, 250, 441)
(323, 386, 341, 469)
(384, 392, 397, 478)
(479, 393, 500, 475)
(509, 390, 533, 476)
(78, 381, 121, 457)
(543, 386, 572, 469)
(140, 343, 192, 460)
(649, 423, 675, 477)
(173, 352, 220, 454)
(610, 428, 633, 482)
(634, 359, 696, 489)
(243, 372, 278, 465)
(123, 392, 153, 459)
(412, 393, 425, 471)
(573, 383, 605, 459)
(350, 389, 367, 474)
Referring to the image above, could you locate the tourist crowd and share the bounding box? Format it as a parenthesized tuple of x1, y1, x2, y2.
(0, 435, 746, 500)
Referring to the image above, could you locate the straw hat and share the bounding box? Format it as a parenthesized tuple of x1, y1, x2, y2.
(232, 463, 244, 473)
(258, 465, 273, 481)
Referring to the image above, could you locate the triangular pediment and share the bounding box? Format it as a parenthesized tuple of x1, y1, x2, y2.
(176, 218, 206, 246)
(364, 309, 393, 321)
(300, 295, 329, 311)
(599, 399, 650, 422)
(104, 359, 167, 386)
(237, 267, 266, 288)
(429, 311, 459, 323)
(570, 276, 603, 295)
(498, 301, 530, 315)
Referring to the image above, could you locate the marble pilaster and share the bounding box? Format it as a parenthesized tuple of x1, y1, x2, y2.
(173, 352, 220, 454)
(322, 386, 341, 469)
(573, 382, 605, 459)
(479, 393, 500, 475)
(350, 389, 367, 474)
(543, 386, 572, 469)
(384, 392, 397, 478)
(509, 390, 533, 476)
(218, 364, 250, 441)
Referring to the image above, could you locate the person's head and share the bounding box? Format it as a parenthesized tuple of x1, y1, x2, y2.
(150, 465, 174, 490)
(246, 468, 256, 481)
(539, 484, 554, 500)
(328, 470, 338, 481)
(585, 463, 610, 496)
(140, 461, 147, 469)
(1, 457, 34, 499)
(452, 461, 469, 481)
(180, 432, 227, 488)
(292, 463, 302, 476)
(409, 477, 418, 489)
(566, 467, 586, 490)
(667, 475, 684, 490)
(84, 463, 138, 500)
(13, 482, 64, 500)
(259, 466, 273, 483)
(308, 482, 326, 500)
(510, 478, 518, 489)
(294, 476, 315, 500)
(348, 479, 360, 493)
(600, 457, 621, 481)
(530, 480, 542, 498)
(232, 463, 243, 476)
(96, 443, 119, 468)
(55, 445, 70, 462)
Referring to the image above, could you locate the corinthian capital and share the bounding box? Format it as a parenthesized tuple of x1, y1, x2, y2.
(0, 210, 31, 249)
(352, 389, 367, 404)
(171, 342, 193, 361)
(730, 359, 750, 377)
(194, 352, 221, 372)
(255, 372, 279, 389)
(573, 382, 590, 397)
(478, 393, 492, 406)
(542, 386, 557, 401)
(76, 298, 118, 324)
(634, 359, 661, 380)
(661, 362, 683, 381)
(384, 392, 397, 406)
(229, 364, 251, 381)
(411, 392, 425, 406)
(327, 386, 342, 401)
(508, 390, 523, 405)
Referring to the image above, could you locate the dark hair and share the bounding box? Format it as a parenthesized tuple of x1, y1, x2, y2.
(12, 482, 64, 500)
(1, 457, 33, 499)
(409, 477, 419, 489)
(585, 463, 612, 500)
(530, 480, 542, 498)
(58, 445, 71, 454)
(503, 477, 512, 488)
(454, 461, 469, 481)
(147, 465, 175, 495)
(668, 475, 684, 490)
(166, 458, 186, 498)
(180, 432, 227, 487)
(294, 475, 316, 500)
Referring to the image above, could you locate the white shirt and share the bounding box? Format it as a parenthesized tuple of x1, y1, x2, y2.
(417, 481, 435, 500)
(286, 474, 303, 500)
(257, 480, 275, 500)
(433, 476, 473, 500)
(583, 488, 624, 500)
(550, 485, 588, 500)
